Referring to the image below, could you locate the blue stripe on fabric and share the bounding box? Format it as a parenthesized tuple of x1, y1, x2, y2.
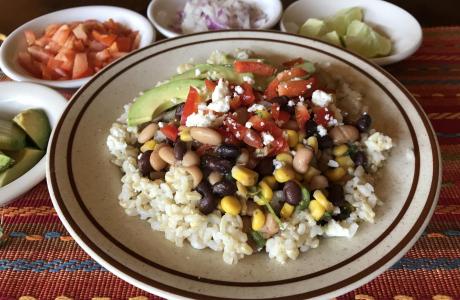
(391, 258, 460, 270)
(0, 259, 107, 272)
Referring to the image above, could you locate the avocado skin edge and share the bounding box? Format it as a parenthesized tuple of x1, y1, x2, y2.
(0, 147, 44, 187)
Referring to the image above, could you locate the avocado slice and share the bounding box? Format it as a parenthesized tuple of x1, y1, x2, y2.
(13, 109, 51, 150)
(0, 119, 26, 151)
(0, 150, 14, 172)
(127, 79, 205, 126)
(0, 147, 44, 187)
(171, 64, 254, 84)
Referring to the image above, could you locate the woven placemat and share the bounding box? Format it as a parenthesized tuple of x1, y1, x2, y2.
(0, 27, 459, 300)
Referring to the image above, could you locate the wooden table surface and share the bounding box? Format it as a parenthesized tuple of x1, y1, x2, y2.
(1, 0, 459, 35)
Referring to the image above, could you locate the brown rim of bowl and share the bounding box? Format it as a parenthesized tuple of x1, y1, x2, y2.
(48, 30, 440, 300)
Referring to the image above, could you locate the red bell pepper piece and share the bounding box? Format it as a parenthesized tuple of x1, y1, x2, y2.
(181, 86, 201, 125)
(277, 77, 317, 98)
(160, 124, 179, 141)
(205, 79, 217, 92)
(224, 116, 263, 148)
(295, 103, 310, 129)
(234, 60, 276, 76)
(248, 115, 283, 138)
(241, 83, 255, 106)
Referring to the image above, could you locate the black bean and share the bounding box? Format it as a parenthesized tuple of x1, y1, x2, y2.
(196, 181, 217, 215)
(138, 151, 153, 177)
(191, 140, 202, 151)
(175, 103, 185, 121)
(212, 180, 237, 197)
(328, 184, 345, 206)
(174, 141, 187, 160)
(333, 202, 353, 221)
(351, 151, 368, 167)
(271, 96, 289, 107)
(318, 135, 333, 149)
(305, 119, 318, 137)
(215, 144, 241, 160)
(255, 157, 275, 176)
(283, 180, 302, 205)
(356, 114, 372, 132)
(201, 155, 233, 173)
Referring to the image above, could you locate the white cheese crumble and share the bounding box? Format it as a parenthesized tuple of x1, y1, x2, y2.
(208, 78, 231, 113)
(234, 85, 244, 95)
(261, 132, 274, 146)
(158, 122, 165, 128)
(312, 90, 333, 107)
(287, 100, 295, 107)
(273, 159, 283, 169)
(327, 160, 339, 168)
(242, 75, 255, 84)
(364, 132, 393, 171)
(245, 121, 253, 128)
(185, 111, 217, 127)
(324, 220, 359, 238)
(195, 68, 201, 76)
(247, 104, 265, 112)
(317, 125, 327, 137)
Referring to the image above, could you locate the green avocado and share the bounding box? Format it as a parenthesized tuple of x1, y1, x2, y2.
(13, 109, 51, 150)
(0, 150, 14, 172)
(0, 119, 26, 151)
(171, 64, 254, 84)
(0, 147, 44, 187)
(127, 79, 205, 126)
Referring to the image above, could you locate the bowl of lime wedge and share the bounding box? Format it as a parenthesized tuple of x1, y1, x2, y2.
(280, 0, 422, 65)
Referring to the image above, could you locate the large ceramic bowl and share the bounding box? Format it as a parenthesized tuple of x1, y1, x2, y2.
(47, 31, 441, 299)
(0, 6, 155, 89)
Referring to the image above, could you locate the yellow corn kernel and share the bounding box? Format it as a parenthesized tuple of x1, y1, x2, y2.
(255, 109, 270, 119)
(336, 155, 355, 168)
(280, 202, 295, 219)
(304, 166, 321, 182)
(333, 144, 349, 157)
(236, 181, 247, 198)
(262, 176, 278, 190)
(306, 136, 318, 154)
(326, 167, 347, 182)
(309, 199, 326, 221)
(220, 196, 242, 216)
(140, 140, 156, 152)
(298, 131, 306, 143)
(258, 181, 273, 202)
(276, 152, 293, 165)
(252, 208, 266, 230)
(285, 130, 299, 148)
(231, 165, 259, 186)
(179, 126, 192, 142)
(313, 190, 334, 211)
(273, 166, 296, 183)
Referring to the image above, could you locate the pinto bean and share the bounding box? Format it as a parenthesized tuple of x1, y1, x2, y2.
(184, 166, 203, 188)
(158, 145, 176, 165)
(293, 147, 314, 174)
(137, 123, 158, 144)
(182, 150, 200, 167)
(309, 175, 329, 190)
(329, 125, 360, 145)
(149, 150, 167, 171)
(208, 171, 223, 185)
(190, 127, 223, 145)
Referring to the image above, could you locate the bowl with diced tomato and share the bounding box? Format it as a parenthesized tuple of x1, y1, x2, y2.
(0, 6, 155, 88)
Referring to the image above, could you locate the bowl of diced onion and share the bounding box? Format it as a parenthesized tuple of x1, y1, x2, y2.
(0, 6, 155, 89)
(147, 0, 283, 38)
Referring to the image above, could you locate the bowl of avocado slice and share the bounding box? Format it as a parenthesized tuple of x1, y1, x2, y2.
(0, 82, 67, 205)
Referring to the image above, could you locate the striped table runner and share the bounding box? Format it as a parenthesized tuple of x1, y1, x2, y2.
(0, 27, 459, 300)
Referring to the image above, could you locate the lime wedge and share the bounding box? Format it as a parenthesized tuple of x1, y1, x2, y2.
(327, 7, 363, 36)
(298, 18, 330, 38)
(344, 20, 392, 58)
(320, 31, 342, 47)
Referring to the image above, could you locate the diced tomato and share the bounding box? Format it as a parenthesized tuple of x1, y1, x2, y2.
(224, 116, 263, 148)
(181, 87, 201, 125)
(55, 49, 75, 72)
(92, 30, 117, 46)
(282, 57, 304, 68)
(52, 25, 71, 46)
(242, 128, 264, 148)
(110, 51, 128, 59)
(27, 46, 52, 63)
(63, 35, 76, 49)
(132, 31, 141, 50)
(44, 24, 60, 37)
(248, 115, 283, 138)
(24, 30, 36, 46)
(34, 36, 50, 47)
(271, 103, 280, 120)
(47, 57, 63, 70)
(264, 78, 280, 100)
(278, 77, 317, 98)
(234, 61, 276, 76)
(295, 103, 310, 129)
(115, 36, 132, 52)
(205, 79, 217, 92)
(240, 83, 255, 106)
(271, 103, 290, 125)
(160, 124, 179, 141)
(229, 96, 242, 110)
(217, 128, 240, 146)
(72, 23, 88, 41)
(72, 52, 91, 79)
(313, 107, 332, 127)
(276, 67, 308, 82)
(17, 51, 41, 77)
(73, 39, 85, 52)
(88, 40, 106, 51)
(267, 138, 289, 156)
(95, 49, 111, 62)
(44, 41, 61, 54)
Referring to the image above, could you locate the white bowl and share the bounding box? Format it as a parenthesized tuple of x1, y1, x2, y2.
(0, 6, 155, 89)
(280, 0, 422, 65)
(0, 82, 67, 206)
(147, 0, 283, 38)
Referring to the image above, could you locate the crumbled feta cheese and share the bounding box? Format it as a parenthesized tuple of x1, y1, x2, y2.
(185, 111, 217, 127)
(235, 49, 252, 60)
(365, 132, 393, 152)
(261, 132, 274, 145)
(287, 100, 296, 107)
(273, 159, 283, 169)
(317, 125, 327, 137)
(324, 220, 359, 238)
(248, 104, 265, 112)
(242, 75, 254, 84)
(245, 122, 253, 128)
(312, 90, 333, 107)
(195, 68, 201, 76)
(208, 79, 231, 112)
(328, 160, 339, 168)
(327, 117, 338, 127)
(299, 96, 305, 102)
(234, 85, 244, 95)
(158, 122, 164, 128)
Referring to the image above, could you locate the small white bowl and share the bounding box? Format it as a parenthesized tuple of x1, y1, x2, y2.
(0, 6, 155, 89)
(147, 0, 282, 38)
(0, 82, 67, 206)
(280, 0, 422, 65)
